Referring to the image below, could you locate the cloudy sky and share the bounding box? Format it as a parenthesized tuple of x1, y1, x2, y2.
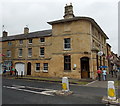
(0, 0, 119, 54)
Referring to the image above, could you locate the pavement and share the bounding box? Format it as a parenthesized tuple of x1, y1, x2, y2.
(85, 74, 119, 88)
(2, 74, 94, 85)
(2, 73, 119, 88)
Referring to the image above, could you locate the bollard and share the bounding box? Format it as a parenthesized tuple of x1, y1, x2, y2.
(108, 81, 116, 100)
(16, 72, 18, 78)
(62, 77, 69, 92)
(21, 71, 23, 77)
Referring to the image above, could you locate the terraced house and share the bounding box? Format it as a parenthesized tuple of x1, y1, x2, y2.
(1, 4, 109, 79)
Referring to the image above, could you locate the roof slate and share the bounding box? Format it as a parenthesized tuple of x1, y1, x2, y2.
(1, 29, 52, 42)
(48, 16, 109, 39)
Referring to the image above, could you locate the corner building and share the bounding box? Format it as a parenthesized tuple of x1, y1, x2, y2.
(1, 4, 109, 79)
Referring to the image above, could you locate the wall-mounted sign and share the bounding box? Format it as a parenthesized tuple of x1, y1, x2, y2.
(98, 51, 103, 56)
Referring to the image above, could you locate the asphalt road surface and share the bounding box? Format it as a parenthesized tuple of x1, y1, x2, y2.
(2, 78, 110, 105)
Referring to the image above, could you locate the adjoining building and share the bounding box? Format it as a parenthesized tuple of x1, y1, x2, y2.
(1, 4, 110, 79)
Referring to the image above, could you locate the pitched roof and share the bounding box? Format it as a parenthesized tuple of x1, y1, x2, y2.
(1, 29, 52, 42)
(48, 16, 109, 39)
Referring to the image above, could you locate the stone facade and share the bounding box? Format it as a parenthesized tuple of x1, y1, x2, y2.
(0, 4, 109, 79)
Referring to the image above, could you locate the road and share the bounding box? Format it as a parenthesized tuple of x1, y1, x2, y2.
(2, 78, 109, 105)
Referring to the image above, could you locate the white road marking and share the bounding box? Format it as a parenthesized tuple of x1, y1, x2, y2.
(85, 80, 97, 86)
(12, 85, 56, 91)
(3, 85, 56, 96)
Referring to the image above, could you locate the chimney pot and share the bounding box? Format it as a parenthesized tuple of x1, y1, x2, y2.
(63, 3, 74, 19)
(24, 27, 29, 34)
(2, 31, 8, 37)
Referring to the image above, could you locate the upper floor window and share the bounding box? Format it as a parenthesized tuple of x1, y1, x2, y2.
(28, 48, 32, 57)
(19, 40, 23, 45)
(19, 49, 22, 57)
(40, 47, 44, 57)
(64, 38, 71, 50)
(40, 38, 45, 43)
(35, 63, 40, 71)
(28, 39, 32, 44)
(8, 41, 12, 46)
(64, 55, 71, 70)
(7, 50, 11, 57)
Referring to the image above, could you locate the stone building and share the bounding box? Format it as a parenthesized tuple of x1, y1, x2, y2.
(0, 4, 109, 79)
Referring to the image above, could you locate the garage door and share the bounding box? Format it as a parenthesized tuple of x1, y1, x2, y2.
(15, 63, 25, 75)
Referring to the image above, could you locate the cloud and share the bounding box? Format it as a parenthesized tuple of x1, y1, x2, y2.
(1, 0, 118, 54)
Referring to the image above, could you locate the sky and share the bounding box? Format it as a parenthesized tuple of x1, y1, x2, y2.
(0, 0, 119, 54)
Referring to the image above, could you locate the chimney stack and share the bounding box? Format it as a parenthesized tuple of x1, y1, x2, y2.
(63, 3, 75, 19)
(2, 31, 8, 37)
(24, 27, 29, 34)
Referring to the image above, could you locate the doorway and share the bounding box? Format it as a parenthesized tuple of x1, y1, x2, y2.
(27, 62, 31, 75)
(80, 57, 90, 78)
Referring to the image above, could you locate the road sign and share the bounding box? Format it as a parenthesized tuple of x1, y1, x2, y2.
(99, 66, 108, 68)
(98, 51, 103, 56)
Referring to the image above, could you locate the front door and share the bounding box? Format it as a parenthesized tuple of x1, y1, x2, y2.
(81, 57, 90, 78)
(27, 62, 31, 75)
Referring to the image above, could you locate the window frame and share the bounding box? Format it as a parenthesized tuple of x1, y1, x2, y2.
(28, 39, 32, 44)
(35, 63, 40, 72)
(8, 41, 12, 46)
(19, 40, 23, 45)
(28, 48, 32, 57)
(64, 55, 71, 71)
(18, 48, 22, 57)
(64, 38, 71, 50)
(40, 38, 45, 43)
(43, 63, 48, 72)
(7, 50, 11, 57)
(40, 47, 45, 57)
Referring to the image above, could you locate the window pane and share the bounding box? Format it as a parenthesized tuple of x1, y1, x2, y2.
(40, 38, 45, 42)
(64, 38, 71, 49)
(40, 47, 44, 56)
(28, 48, 32, 56)
(64, 38, 70, 43)
(44, 63, 48, 70)
(64, 55, 71, 70)
(29, 39, 32, 43)
(19, 40, 23, 44)
(19, 49, 22, 56)
(36, 63, 40, 70)
(7, 50, 11, 57)
(8, 41, 12, 45)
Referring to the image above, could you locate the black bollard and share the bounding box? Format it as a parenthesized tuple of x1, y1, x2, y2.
(21, 71, 23, 77)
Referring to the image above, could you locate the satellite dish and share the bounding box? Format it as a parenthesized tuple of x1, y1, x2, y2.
(98, 51, 103, 56)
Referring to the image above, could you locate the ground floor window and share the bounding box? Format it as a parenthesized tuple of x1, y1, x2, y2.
(35, 63, 40, 71)
(43, 63, 48, 72)
(64, 55, 71, 70)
